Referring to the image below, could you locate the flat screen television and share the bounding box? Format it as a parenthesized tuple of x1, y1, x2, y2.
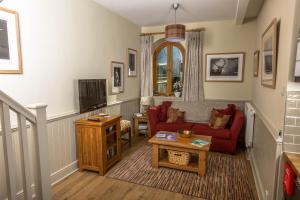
(78, 79, 107, 113)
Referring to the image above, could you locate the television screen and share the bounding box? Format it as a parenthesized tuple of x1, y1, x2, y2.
(78, 79, 107, 113)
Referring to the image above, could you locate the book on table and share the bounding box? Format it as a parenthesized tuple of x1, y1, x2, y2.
(155, 131, 177, 141)
(191, 139, 211, 147)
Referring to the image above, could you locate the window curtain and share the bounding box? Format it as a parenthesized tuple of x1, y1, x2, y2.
(140, 35, 154, 97)
(183, 31, 204, 102)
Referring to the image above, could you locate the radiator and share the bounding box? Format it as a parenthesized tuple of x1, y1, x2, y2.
(245, 102, 256, 148)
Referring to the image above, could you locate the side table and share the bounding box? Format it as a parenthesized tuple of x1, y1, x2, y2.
(134, 113, 150, 138)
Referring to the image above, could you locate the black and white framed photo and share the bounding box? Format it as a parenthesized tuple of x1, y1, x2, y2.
(205, 53, 245, 82)
(110, 61, 124, 94)
(0, 7, 22, 74)
(253, 50, 260, 77)
(128, 48, 137, 77)
(261, 18, 278, 89)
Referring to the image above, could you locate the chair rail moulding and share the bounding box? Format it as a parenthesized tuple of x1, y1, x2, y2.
(47, 97, 140, 123)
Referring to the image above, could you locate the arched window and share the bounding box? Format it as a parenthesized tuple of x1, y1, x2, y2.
(153, 42, 185, 96)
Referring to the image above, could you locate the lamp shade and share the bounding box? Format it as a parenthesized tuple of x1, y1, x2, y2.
(165, 24, 185, 42)
(140, 96, 153, 106)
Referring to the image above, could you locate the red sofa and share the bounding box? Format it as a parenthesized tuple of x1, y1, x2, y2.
(147, 102, 244, 154)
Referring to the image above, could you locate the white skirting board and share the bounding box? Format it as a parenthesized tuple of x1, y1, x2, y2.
(14, 161, 78, 200)
(15, 185, 36, 200)
(249, 150, 264, 200)
(50, 161, 78, 186)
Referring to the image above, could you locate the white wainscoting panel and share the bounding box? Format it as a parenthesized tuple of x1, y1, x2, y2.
(0, 98, 139, 199)
(249, 110, 282, 200)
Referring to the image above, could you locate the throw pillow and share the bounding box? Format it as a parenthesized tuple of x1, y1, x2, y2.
(166, 107, 185, 123)
(176, 110, 185, 123)
(208, 109, 218, 127)
(158, 101, 172, 122)
(215, 104, 236, 127)
(213, 115, 231, 129)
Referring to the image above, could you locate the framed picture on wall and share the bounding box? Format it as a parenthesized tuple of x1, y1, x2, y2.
(253, 50, 260, 77)
(261, 18, 278, 89)
(205, 53, 245, 82)
(0, 7, 22, 74)
(110, 61, 124, 94)
(128, 48, 137, 77)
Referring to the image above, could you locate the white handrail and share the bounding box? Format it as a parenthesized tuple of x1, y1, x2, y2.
(0, 90, 51, 200)
(0, 90, 36, 123)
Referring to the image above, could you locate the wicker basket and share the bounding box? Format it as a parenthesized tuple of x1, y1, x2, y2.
(168, 150, 190, 166)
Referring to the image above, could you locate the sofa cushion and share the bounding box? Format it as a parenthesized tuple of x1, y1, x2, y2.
(213, 115, 231, 129)
(156, 122, 194, 132)
(158, 101, 172, 122)
(191, 124, 231, 139)
(216, 104, 236, 127)
(166, 107, 185, 123)
(208, 109, 230, 128)
(208, 109, 218, 127)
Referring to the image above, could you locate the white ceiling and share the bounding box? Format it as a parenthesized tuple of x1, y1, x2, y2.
(94, 0, 264, 26)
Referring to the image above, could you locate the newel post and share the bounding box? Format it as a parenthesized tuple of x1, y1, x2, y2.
(27, 103, 51, 200)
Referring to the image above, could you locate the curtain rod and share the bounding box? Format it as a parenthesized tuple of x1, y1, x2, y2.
(140, 28, 205, 36)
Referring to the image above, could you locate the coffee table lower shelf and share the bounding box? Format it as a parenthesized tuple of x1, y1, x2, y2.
(151, 144, 208, 176)
(158, 157, 199, 173)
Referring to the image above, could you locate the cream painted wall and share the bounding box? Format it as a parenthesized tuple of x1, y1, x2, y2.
(252, 0, 297, 132)
(251, 2, 299, 198)
(288, 0, 300, 82)
(142, 20, 257, 101)
(0, 0, 141, 118)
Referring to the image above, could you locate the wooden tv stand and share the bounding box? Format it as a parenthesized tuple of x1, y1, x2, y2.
(75, 115, 121, 175)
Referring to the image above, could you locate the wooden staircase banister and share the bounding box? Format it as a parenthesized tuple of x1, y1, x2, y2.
(0, 90, 36, 123)
(0, 90, 51, 200)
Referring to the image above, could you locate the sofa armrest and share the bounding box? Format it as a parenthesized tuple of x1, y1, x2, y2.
(147, 106, 160, 137)
(230, 110, 244, 141)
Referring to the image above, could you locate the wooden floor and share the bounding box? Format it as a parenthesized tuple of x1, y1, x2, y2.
(52, 136, 258, 200)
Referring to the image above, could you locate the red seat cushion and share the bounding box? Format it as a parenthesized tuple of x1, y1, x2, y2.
(156, 122, 194, 132)
(191, 124, 231, 139)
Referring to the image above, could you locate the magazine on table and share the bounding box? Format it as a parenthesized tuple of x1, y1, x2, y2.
(155, 131, 177, 141)
(191, 139, 210, 147)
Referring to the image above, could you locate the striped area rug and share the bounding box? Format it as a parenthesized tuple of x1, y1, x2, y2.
(106, 145, 256, 200)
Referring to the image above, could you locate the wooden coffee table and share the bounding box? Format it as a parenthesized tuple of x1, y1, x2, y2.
(148, 132, 211, 176)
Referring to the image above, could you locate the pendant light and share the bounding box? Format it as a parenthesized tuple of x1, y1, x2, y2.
(165, 3, 185, 42)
